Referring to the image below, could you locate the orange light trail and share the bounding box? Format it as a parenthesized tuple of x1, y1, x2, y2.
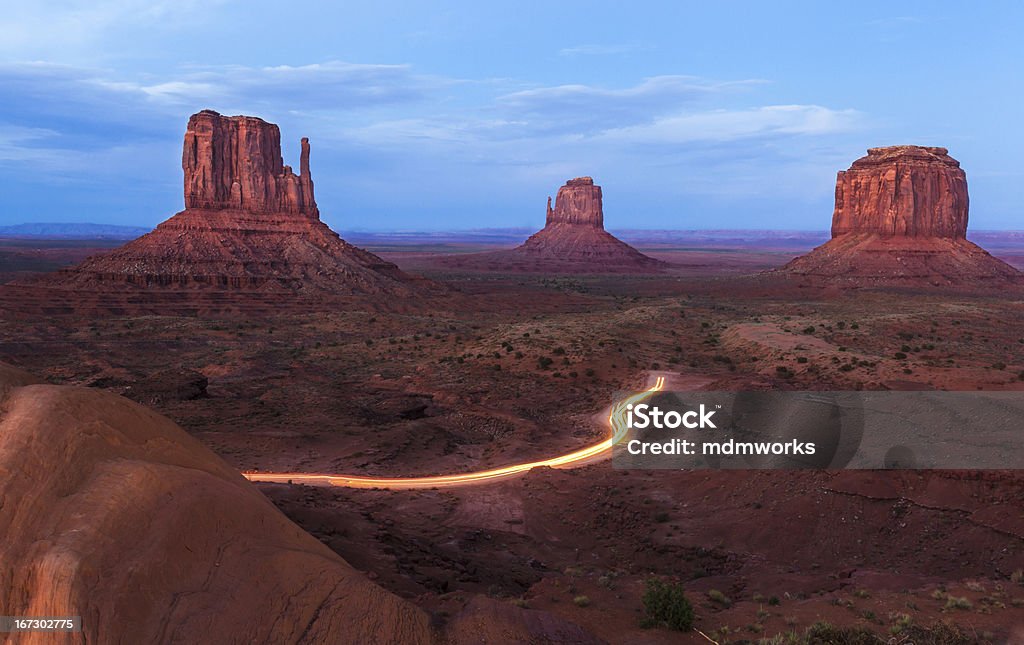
(243, 376, 664, 490)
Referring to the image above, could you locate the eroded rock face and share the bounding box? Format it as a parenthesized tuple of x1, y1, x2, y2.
(0, 362, 602, 644)
(545, 177, 604, 228)
(831, 146, 967, 239)
(0, 363, 435, 645)
(183, 110, 318, 218)
(778, 146, 1020, 288)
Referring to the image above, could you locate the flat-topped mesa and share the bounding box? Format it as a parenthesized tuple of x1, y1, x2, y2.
(775, 144, 1021, 288)
(545, 176, 604, 228)
(831, 145, 967, 239)
(182, 109, 318, 218)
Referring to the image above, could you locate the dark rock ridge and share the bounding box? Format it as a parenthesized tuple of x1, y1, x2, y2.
(778, 146, 1020, 288)
(27, 110, 427, 297)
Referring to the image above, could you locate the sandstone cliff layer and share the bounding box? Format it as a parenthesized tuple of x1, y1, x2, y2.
(779, 146, 1019, 288)
(545, 176, 604, 228)
(183, 110, 318, 218)
(831, 146, 967, 239)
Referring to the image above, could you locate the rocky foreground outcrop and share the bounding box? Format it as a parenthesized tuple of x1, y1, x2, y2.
(440, 177, 665, 273)
(778, 146, 1020, 287)
(24, 110, 427, 298)
(0, 363, 432, 644)
(0, 363, 598, 644)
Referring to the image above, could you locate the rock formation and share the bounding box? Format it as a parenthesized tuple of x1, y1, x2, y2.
(0, 362, 599, 644)
(778, 146, 1020, 287)
(831, 146, 968, 238)
(545, 176, 605, 228)
(183, 110, 319, 217)
(442, 177, 666, 273)
(0, 362, 434, 644)
(30, 110, 427, 298)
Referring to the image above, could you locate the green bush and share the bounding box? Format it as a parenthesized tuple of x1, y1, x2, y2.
(641, 578, 693, 632)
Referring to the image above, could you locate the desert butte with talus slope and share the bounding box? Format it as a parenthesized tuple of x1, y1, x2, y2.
(435, 176, 668, 274)
(775, 145, 1020, 289)
(0, 110, 442, 317)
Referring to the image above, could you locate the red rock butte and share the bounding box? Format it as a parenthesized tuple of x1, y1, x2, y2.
(779, 146, 1020, 288)
(443, 177, 665, 273)
(8, 110, 431, 313)
(183, 110, 319, 218)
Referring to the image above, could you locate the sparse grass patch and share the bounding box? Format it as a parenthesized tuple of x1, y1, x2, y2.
(944, 595, 972, 610)
(707, 589, 731, 607)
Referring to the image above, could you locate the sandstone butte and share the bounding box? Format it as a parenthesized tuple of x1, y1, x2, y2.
(441, 177, 666, 273)
(30, 110, 425, 297)
(779, 146, 1021, 287)
(0, 361, 600, 645)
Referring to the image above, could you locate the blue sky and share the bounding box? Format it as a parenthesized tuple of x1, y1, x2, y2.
(1, 1, 1021, 231)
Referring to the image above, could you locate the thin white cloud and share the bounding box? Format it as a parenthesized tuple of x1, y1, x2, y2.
(0, 62, 867, 208)
(597, 105, 862, 145)
(86, 61, 439, 110)
(0, 0, 228, 58)
(558, 44, 647, 56)
(866, 16, 924, 27)
(0, 126, 60, 161)
(498, 75, 762, 111)
(493, 75, 768, 135)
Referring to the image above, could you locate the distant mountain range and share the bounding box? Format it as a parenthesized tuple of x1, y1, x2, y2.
(0, 223, 151, 239)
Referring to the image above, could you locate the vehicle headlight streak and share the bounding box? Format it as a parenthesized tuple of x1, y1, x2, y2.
(243, 376, 665, 490)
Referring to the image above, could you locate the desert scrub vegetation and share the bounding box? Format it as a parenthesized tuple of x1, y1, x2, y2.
(756, 619, 976, 644)
(640, 578, 693, 632)
(707, 588, 732, 607)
